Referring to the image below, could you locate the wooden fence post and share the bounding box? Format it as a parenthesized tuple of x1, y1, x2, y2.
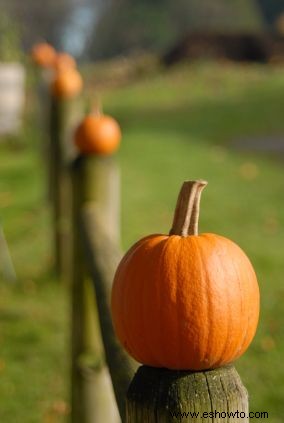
(126, 365, 248, 422)
(49, 95, 81, 281)
(70, 155, 121, 423)
(77, 155, 120, 244)
(81, 203, 137, 421)
(35, 69, 53, 203)
(36, 69, 53, 129)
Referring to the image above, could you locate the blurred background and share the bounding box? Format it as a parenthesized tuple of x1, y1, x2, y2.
(1, 0, 284, 422)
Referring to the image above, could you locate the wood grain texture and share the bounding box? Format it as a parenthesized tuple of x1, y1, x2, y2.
(127, 365, 248, 422)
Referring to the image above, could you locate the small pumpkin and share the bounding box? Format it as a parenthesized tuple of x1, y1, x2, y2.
(31, 42, 57, 68)
(51, 68, 83, 99)
(53, 52, 76, 71)
(75, 112, 121, 155)
(111, 180, 260, 370)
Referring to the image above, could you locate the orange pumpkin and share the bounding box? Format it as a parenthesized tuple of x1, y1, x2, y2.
(111, 180, 260, 370)
(51, 68, 83, 99)
(31, 42, 56, 68)
(53, 52, 76, 71)
(75, 113, 121, 155)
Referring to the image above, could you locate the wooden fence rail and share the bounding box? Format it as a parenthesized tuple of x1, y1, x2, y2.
(81, 204, 137, 420)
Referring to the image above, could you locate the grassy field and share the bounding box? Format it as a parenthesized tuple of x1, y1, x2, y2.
(1, 61, 284, 422)
(0, 140, 69, 421)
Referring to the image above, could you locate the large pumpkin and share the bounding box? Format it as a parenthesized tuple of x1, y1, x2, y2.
(111, 180, 260, 370)
(51, 68, 83, 99)
(75, 113, 121, 155)
(31, 42, 56, 68)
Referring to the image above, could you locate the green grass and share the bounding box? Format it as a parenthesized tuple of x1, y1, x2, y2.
(1, 61, 284, 421)
(0, 136, 69, 421)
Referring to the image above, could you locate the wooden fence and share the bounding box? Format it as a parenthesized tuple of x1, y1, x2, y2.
(39, 72, 250, 422)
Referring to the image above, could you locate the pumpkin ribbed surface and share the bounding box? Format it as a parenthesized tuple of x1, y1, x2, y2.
(111, 232, 259, 370)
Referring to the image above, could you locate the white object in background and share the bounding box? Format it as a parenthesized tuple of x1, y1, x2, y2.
(0, 63, 25, 135)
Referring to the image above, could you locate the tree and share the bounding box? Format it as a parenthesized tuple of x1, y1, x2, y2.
(1, 0, 87, 52)
(256, 0, 284, 29)
(87, 0, 265, 60)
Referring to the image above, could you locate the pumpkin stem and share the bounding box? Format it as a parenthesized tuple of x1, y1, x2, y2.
(170, 180, 208, 236)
